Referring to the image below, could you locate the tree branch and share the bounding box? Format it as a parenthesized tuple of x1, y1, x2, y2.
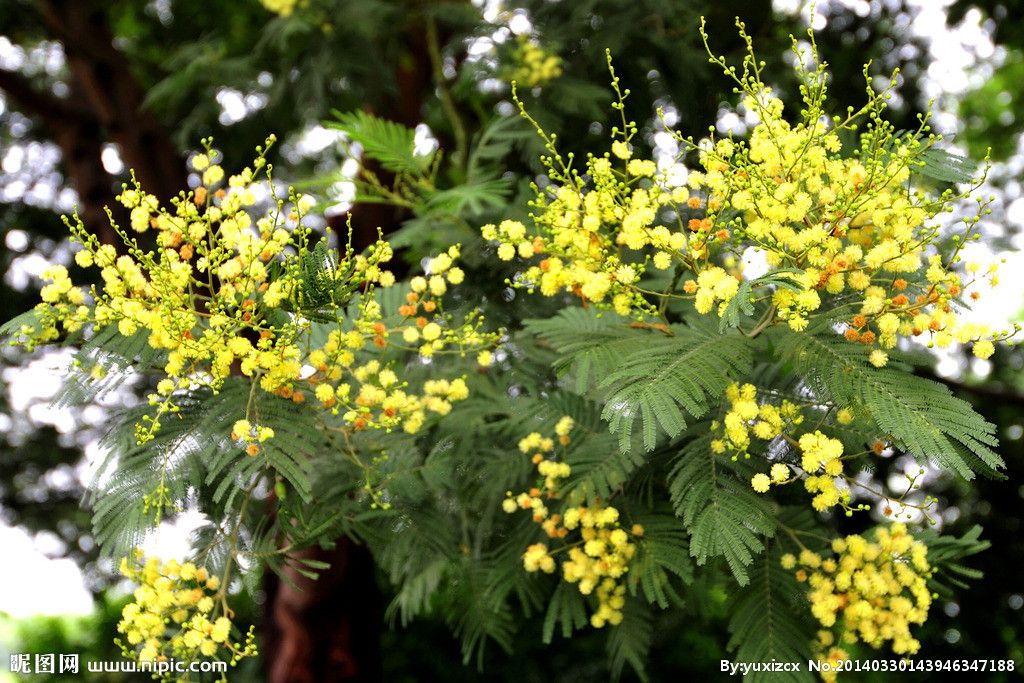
(35, 0, 185, 203)
(0, 68, 92, 124)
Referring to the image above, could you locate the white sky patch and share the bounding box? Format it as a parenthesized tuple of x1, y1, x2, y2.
(473, 0, 502, 23)
(955, 245, 1024, 327)
(3, 350, 72, 413)
(215, 88, 269, 126)
(4, 230, 28, 252)
(139, 511, 209, 562)
(0, 525, 93, 617)
(507, 10, 532, 35)
(413, 123, 440, 157)
(740, 247, 770, 280)
(294, 125, 344, 156)
(324, 157, 360, 217)
(100, 144, 124, 175)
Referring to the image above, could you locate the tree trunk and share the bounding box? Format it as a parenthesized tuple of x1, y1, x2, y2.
(262, 542, 383, 683)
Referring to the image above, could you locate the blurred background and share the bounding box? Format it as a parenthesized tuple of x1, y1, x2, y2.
(0, 0, 1022, 680)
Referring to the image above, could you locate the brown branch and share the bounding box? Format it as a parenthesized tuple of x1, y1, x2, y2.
(0, 1, 186, 240)
(35, 0, 185, 203)
(0, 68, 91, 123)
(0, 69, 119, 242)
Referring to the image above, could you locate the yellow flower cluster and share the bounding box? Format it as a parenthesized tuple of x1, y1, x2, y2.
(486, 30, 1017, 358)
(502, 417, 644, 628)
(750, 462, 792, 494)
(711, 383, 859, 512)
(231, 419, 275, 457)
(483, 58, 705, 317)
(27, 264, 90, 345)
(14, 139, 498, 449)
(687, 24, 1016, 355)
(711, 382, 803, 458)
(508, 36, 563, 88)
(798, 431, 848, 512)
(117, 551, 256, 675)
(782, 524, 932, 666)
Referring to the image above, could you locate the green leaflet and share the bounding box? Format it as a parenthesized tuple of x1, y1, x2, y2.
(327, 109, 433, 175)
(917, 524, 991, 597)
(90, 391, 213, 557)
(541, 581, 589, 643)
(779, 330, 1004, 479)
(726, 546, 816, 683)
(89, 379, 320, 558)
(669, 433, 775, 585)
(466, 115, 535, 184)
(525, 308, 753, 451)
(201, 380, 319, 503)
(718, 268, 804, 333)
(0, 308, 42, 338)
(607, 598, 654, 683)
(293, 239, 360, 322)
(627, 514, 693, 608)
(422, 179, 512, 216)
(916, 148, 979, 184)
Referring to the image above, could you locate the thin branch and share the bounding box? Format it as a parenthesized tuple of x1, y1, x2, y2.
(425, 14, 468, 173)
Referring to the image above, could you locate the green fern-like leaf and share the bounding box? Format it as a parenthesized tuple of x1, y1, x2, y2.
(466, 115, 534, 183)
(541, 581, 589, 643)
(423, 178, 511, 216)
(607, 598, 653, 682)
(780, 330, 1004, 479)
(328, 110, 433, 175)
(669, 433, 775, 585)
(55, 325, 169, 408)
(0, 308, 42, 338)
(89, 393, 213, 557)
(385, 556, 449, 627)
(628, 514, 693, 608)
(526, 309, 753, 450)
(445, 560, 517, 668)
(564, 429, 644, 503)
(202, 380, 318, 503)
(727, 547, 816, 683)
(523, 308, 639, 394)
(917, 524, 990, 597)
(285, 239, 361, 323)
(916, 148, 978, 183)
(719, 269, 803, 333)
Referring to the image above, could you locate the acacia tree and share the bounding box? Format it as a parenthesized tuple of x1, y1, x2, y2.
(3, 2, 1023, 682)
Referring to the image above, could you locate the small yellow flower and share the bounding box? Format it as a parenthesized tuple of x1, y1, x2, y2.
(422, 322, 442, 342)
(972, 340, 995, 359)
(611, 140, 631, 160)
